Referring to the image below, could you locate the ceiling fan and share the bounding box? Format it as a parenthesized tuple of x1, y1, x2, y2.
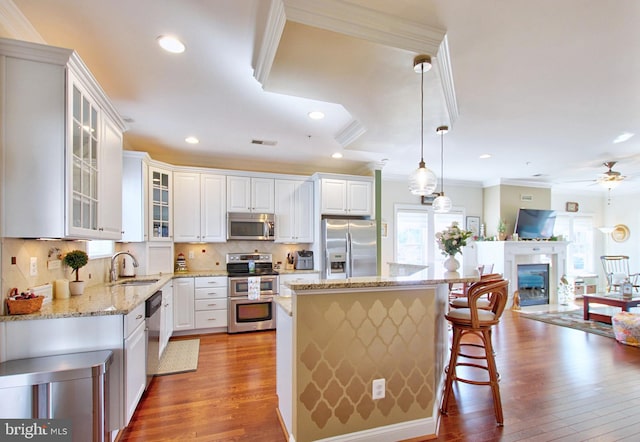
(596, 161, 626, 189)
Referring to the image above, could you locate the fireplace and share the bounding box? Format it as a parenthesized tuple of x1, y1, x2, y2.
(475, 241, 568, 306)
(517, 263, 549, 306)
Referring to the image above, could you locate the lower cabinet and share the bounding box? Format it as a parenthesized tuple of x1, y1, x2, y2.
(279, 273, 318, 297)
(123, 303, 146, 426)
(194, 276, 228, 330)
(173, 277, 195, 331)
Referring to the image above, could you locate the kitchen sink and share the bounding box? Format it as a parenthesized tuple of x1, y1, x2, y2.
(116, 278, 160, 286)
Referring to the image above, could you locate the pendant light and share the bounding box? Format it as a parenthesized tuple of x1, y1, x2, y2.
(408, 55, 437, 196)
(433, 125, 452, 213)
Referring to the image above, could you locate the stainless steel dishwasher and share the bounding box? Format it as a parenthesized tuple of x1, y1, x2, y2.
(145, 290, 162, 388)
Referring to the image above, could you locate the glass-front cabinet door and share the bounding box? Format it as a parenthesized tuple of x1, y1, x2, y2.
(70, 80, 99, 235)
(149, 166, 172, 240)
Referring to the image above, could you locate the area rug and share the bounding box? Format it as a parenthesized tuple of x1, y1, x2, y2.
(519, 309, 614, 339)
(156, 339, 200, 375)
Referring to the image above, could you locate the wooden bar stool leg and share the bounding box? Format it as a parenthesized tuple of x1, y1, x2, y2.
(483, 329, 503, 425)
(441, 326, 462, 415)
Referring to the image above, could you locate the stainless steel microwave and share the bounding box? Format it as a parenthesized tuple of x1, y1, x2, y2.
(227, 212, 275, 240)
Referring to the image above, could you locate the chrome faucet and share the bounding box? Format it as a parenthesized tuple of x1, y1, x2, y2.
(110, 251, 139, 282)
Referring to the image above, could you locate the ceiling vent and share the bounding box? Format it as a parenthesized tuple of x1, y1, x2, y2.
(251, 139, 277, 146)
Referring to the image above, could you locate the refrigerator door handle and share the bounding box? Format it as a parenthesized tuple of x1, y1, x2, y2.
(346, 232, 352, 278)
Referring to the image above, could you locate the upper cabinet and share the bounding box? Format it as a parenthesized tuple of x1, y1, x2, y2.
(275, 179, 314, 243)
(149, 166, 172, 241)
(318, 176, 373, 217)
(173, 172, 226, 242)
(227, 176, 275, 213)
(0, 38, 126, 239)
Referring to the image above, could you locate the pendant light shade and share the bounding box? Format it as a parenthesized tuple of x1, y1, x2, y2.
(433, 125, 451, 212)
(409, 55, 437, 196)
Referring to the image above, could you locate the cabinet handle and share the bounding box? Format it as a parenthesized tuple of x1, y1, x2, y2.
(136, 314, 143, 320)
(208, 318, 216, 321)
(207, 303, 218, 307)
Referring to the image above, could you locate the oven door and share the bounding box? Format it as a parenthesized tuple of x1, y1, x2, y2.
(229, 275, 278, 297)
(228, 296, 276, 333)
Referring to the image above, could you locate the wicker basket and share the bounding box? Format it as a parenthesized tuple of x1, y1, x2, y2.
(6, 295, 44, 315)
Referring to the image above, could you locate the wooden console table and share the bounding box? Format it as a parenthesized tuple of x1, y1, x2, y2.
(583, 294, 640, 324)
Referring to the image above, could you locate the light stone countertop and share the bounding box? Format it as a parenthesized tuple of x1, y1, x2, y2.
(274, 296, 292, 317)
(285, 268, 478, 292)
(2, 270, 227, 322)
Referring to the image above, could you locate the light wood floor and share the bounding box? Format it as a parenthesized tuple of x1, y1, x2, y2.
(119, 307, 640, 441)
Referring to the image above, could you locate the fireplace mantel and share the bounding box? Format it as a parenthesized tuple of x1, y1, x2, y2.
(476, 241, 569, 305)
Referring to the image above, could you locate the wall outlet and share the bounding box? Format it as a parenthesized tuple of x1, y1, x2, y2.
(372, 378, 385, 400)
(30, 257, 38, 276)
(188, 250, 195, 259)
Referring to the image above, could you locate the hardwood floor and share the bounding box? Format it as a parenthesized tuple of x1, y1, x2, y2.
(119, 307, 640, 441)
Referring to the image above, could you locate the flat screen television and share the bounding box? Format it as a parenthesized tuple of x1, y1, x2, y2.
(514, 209, 556, 240)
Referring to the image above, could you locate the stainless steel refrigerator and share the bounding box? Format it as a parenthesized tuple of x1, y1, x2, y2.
(322, 218, 377, 279)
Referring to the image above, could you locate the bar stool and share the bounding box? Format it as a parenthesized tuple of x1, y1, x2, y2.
(441, 279, 509, 425)
(449, 273, 503, 309)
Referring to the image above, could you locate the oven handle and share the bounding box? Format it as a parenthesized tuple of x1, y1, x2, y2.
(229, 295, 274, 302)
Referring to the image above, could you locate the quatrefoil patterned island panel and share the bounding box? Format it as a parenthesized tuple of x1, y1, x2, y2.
(295, 287, 442, 441)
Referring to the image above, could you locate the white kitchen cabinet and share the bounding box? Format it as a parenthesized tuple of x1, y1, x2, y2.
(275, 179, 314, 243)
(121, 152, 149, 242)
(194, 276, 228, 330)
(0, 38, 126, 239)
(227, 176, 275, 213)
(319, 177, 373, 216)
(160, 281, 174, 356)
(149, 166, 172, 241)
(173, 277, 194, 331)
(174, 172, 226, 242)
(123, 303, 146, 426)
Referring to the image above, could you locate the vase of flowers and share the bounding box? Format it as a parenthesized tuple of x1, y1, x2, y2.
(436, 222, 473, 272)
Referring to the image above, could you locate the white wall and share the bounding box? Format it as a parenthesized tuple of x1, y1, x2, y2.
(380, 177, 483, 275)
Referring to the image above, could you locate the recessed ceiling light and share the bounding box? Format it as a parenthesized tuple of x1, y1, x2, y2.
(479, 154, 492, 159)
(331, 152, 343, 159)
(613, 132, 634, 144)
(157, 35, 185, 54)
(185, 136, 199, 144)
(308, 111, 325, 120)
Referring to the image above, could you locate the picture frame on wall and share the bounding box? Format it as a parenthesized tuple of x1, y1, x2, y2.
(421, 194, 437, 205)
(466, 216, 480, 237)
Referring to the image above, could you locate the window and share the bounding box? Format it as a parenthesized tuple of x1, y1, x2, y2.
(395, 204, 466, 268)
(554, 214, 594, 274)
(86, 240, 114, 259)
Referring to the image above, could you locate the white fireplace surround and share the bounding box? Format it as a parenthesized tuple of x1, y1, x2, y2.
(476, 241, 568, 305)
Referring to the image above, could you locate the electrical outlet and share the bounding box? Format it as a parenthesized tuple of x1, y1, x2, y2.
(188, 250, 195, 259)
(372, 378, 385, 400)
(30, 257, 38, 276)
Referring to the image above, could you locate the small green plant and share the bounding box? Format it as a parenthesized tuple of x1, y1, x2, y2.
(497, 219, 506, 234)
(64, 250, 88, 282)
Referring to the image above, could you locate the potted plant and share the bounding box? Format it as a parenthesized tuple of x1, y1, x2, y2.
(64, 249, 89, 295)
(497, 219, 507, 241)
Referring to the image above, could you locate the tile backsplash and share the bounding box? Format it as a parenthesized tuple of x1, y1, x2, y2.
(1, 238, 314, 303)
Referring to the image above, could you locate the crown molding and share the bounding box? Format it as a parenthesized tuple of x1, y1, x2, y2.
(335, 119, 366, 147)
(252, 0, 286, 86)
(0, 0, 45, 43)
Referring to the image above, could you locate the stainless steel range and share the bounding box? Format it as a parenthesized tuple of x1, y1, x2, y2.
(227, 253, 278, 334)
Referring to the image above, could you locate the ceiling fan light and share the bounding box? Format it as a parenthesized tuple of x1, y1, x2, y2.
(433, 194, 452, 213)
(599, 179, 621, 190)
(409, 162, 437, 195)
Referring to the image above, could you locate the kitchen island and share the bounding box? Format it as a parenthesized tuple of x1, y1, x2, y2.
(275, 269, 478, 442)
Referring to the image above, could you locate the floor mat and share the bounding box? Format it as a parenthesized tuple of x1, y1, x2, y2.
(519, 309, 614, 339)
(156, 339, 200, 375)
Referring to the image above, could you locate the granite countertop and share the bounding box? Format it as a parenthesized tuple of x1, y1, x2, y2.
(286, 268, 478, 292)
(274, 296, 292, 317)
(1, 274, 174, 322)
